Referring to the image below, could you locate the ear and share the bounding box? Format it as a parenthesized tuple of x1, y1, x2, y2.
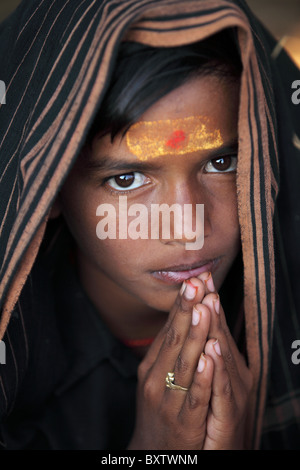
(49, 195, 62, 219)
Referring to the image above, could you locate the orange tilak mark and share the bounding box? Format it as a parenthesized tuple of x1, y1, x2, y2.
(126, 116, 224, 160)
(165, 130, 186, 149)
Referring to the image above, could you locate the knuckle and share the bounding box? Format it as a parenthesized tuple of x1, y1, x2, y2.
(165, 325, 182, 349)
(186, 392, 204, 411)
(180, 301, 192, 313)
(175, 353, 189, 375)
(178, 295, 193, 313)
(143, 376, 156, 402)
(223, 377, 234, 400)
(187, 325, 199, 341)
(223, 349, 234, 365)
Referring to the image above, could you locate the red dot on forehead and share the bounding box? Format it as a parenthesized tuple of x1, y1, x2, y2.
(165, 129, 186, 149)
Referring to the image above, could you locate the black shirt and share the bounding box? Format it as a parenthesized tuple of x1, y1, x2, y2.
(1, 253, 139, 450)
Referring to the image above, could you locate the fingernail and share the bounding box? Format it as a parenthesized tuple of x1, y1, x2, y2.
(198, 353, 206, 372)
(192, 305, 201, 326)
(184, 281, 197, 300)
(205, 272, 215, 292)
(213, 339, 222, 356)
(180, 282, 187, 296)
(213, 295, 220, 314)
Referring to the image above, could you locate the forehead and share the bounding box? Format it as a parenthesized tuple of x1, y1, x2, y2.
(87, 75, 239, 167)
(126, 116, 224, 161)
(125, 75, 239, 160)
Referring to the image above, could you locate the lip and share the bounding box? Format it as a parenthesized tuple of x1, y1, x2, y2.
(151, 258, 220, 285)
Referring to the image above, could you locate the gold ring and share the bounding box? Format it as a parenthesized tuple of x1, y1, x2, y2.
(165, 372, 189, 391)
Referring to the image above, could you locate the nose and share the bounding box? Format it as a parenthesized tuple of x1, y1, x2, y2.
(157, 183, 210, 249)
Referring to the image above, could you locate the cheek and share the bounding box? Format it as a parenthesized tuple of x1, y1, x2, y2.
(205, 179, 241, 266)
(60, 181, 147, 272)
(60, 179, 100, 252)
(217, 195, 240, 251)
(214, 188, 241, 276)
(95, 237, 144, 264)
(204, 178, 239, 232)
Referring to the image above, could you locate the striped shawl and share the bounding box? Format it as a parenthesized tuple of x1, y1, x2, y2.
(0, 0, 300, 449)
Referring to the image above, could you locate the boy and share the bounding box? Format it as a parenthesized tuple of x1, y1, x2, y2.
(0, 0, 299, 449)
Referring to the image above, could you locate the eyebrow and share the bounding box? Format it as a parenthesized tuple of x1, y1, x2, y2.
(85, 155, 163, 173)
(206, 139, 238, 158)
(85, 139, 238, 173)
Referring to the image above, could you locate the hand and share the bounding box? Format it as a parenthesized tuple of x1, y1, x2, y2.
(198, 275, 253, 449)
(128, 275, 213, 450)
(127, 273, 253, 450)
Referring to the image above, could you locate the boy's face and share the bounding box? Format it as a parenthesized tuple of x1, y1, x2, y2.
(57, 75, 241, 313)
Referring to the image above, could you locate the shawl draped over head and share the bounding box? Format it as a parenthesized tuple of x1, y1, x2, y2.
(0, 0, 299, 450)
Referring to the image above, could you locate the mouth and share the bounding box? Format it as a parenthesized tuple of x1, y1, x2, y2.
(151, 257, 220, 285)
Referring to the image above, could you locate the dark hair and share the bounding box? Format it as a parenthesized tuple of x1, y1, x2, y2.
(87, 28, 242, 143)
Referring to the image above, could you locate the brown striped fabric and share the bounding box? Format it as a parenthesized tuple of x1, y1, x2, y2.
(0, 0, 299, 449)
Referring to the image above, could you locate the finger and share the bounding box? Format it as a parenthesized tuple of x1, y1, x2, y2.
(179, 353, 214, 430)
(197, 271, 217, 295)
(163, 303, 211, 413)
(171, 303, 211, 390)
(204, 338, 237, 422)
(218, 300, 249, 373)
(168, 277, 207, 323)
(196, 271, 246, 373)
(147, 277, 205, 395)
(202, 297, 253, 414)
(202, 293, 247, 380)
(145, 277, 206, 368)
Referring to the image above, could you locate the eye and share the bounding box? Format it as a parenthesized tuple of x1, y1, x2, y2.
(205, 156, 237, 173)
(105, 172, 150, 191)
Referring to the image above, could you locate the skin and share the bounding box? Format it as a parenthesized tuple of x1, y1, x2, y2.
(130, 276, 253, 449)
(126, 115, 224, 160)
(52, 74, 253, 449)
